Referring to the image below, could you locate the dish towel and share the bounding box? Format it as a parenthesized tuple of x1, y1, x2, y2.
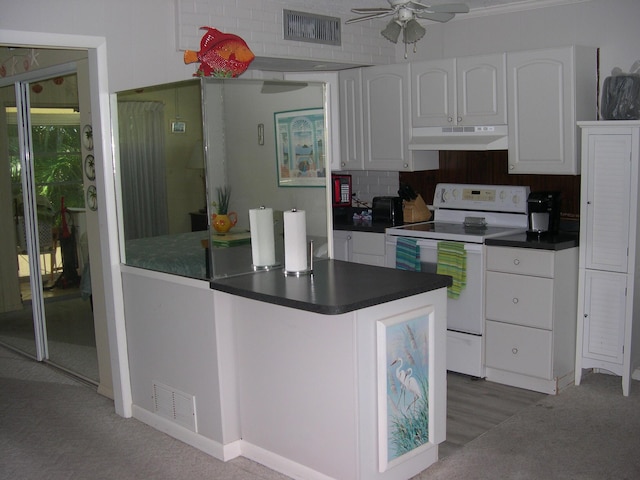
(436, 241, 467, 299)
(395, 237, 421, 271)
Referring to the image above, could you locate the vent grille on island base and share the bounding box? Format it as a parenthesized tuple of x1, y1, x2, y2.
(153, 382, 197, 432)
(283, 9, 341, 46)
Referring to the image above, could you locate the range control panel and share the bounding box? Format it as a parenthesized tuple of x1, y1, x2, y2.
(433, 183, 530, 214)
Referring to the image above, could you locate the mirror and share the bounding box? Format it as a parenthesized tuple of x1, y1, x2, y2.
(115, 78, 329, 280)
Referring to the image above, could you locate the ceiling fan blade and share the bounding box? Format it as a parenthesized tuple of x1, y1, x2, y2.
(345, 11, 394, 24)
(416, 11, 455, 22)
(350, 7, 393, 14)
(427, 3, 470, 14)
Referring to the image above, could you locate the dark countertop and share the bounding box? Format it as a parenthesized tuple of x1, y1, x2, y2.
(333, 221, 392, 234)
(210, 259, 452, 315)
(485, 232, 579, 250)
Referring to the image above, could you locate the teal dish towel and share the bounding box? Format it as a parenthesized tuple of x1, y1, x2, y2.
(396, 237, 421, 271)
(436, 241, 466, 299)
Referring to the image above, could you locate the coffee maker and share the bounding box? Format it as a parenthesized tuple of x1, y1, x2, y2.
(527, 191, 561, 236)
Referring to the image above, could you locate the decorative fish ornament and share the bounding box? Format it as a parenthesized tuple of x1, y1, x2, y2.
(184, 27, 255, 78)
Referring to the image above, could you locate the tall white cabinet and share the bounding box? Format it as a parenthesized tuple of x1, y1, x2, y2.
(575, 121, 640, 396)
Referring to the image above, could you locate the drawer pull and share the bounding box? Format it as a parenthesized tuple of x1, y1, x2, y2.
(512, 298, 519, 304)
(512, 348, 518, 355)
(513, 259, 520, 265)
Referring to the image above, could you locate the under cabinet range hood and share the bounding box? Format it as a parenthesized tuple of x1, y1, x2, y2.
(409, 125, 508, 151)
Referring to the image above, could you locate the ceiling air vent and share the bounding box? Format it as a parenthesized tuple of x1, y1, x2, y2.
(283, 9, 341, 46)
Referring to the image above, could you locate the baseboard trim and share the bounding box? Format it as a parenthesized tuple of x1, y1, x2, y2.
(132, 406, 242, 461)
(240, 441, 335, 480)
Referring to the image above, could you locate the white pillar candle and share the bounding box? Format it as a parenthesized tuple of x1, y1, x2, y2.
(283, 209, 307, 272)
(249, 207, 276, 267)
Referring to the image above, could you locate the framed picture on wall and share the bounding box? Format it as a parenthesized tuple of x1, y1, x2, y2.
(376, 306, 435, 472)
(274, 108, 326, 187)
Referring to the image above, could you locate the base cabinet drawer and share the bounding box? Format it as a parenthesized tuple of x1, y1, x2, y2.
(486, 246, 555, 277)
(485, 320, 552, 379)
(485, 271, 554, 329)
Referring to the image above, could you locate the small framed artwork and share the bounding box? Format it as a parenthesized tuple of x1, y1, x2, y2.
(171, 121, 186, 134)
(274, 108, 326, 187)
(376, 306, 435, 472)
(86, 185, 98, 211)
(84, 154, 95, 181)
(82, 124, 93, 150)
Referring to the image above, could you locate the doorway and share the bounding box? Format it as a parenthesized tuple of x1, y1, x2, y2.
(0, 56, 98, 383)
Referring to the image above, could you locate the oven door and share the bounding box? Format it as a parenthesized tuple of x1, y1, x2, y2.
(385, 236, 484, 335)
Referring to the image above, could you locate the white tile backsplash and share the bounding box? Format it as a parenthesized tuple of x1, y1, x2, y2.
(345, 170, 400, 207)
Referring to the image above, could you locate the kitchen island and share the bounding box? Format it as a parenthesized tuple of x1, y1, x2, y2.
(210, 259, 451, 480)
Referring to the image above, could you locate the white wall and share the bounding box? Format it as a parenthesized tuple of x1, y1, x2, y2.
(2, 0, 638, 94)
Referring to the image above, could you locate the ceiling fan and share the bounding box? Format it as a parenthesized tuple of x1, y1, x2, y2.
(346, 1, 469, 54)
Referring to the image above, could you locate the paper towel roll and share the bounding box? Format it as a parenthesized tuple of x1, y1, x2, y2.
(249, 207, 276, 266)
(284, 209, 307, 272)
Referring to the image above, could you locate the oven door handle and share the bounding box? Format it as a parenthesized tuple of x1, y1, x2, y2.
(413, 239, 483, 254)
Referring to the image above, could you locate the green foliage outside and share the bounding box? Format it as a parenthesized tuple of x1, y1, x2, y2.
(9, 123, 84, 219)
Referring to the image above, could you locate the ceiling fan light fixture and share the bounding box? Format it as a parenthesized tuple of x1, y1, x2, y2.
(381, 20, 402, 43)
(403, 19, 426, 44)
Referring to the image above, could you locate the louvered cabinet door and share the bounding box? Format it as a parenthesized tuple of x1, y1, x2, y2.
(582, 133, 632, 273)
(581, 270, 626, 366)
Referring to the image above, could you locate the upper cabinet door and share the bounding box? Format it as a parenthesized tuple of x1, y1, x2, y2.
(507, 46, 597, 174)
(361, 63, 412, 170)
(411, 58, 456, 127)
(338, 68, 364, 171)
(456, 53, 506, 126)
(411, 54, 506, 128)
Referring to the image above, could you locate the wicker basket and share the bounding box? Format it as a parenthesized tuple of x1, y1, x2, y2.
(402, 194, 432, 223)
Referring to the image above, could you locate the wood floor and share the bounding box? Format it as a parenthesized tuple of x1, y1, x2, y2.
(440, 372, 546, 458)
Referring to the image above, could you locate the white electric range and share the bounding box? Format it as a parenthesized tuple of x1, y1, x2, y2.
(385, 183, 530, 377)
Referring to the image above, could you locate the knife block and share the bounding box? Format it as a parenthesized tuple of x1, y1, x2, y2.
(402, 194, 432, 223)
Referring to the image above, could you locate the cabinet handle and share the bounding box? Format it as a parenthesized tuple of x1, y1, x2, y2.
(448, 117, 453, 123)
(513, 259, 520, 265)
(512, 348, 518, 355)
(512, 298, 519, 304)
(457, 116, 462, 123)
(403, 163, 409, 169)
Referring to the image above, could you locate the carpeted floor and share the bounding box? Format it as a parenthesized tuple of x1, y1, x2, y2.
(1, 344, 639, 480)
(416, 373, 640, 480)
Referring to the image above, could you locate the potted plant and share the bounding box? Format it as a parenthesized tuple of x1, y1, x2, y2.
(211, 186, 237, 233)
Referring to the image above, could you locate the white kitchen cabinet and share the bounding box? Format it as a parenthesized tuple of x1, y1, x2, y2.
(361, 63, 412, 171)
(411, 54, 506, 128)
(338, 65, 438, 172)
(575, 122, 640, 396)
(333, 230, 352, 261)
(332, 230, 386, 266)
(338, 68, 364, 171)
(485, 245, 578, 394)
(507, 46, 597, 174)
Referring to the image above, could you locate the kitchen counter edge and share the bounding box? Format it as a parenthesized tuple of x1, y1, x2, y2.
(210, 259, 452, 315)
(485, 232, 578, 250)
